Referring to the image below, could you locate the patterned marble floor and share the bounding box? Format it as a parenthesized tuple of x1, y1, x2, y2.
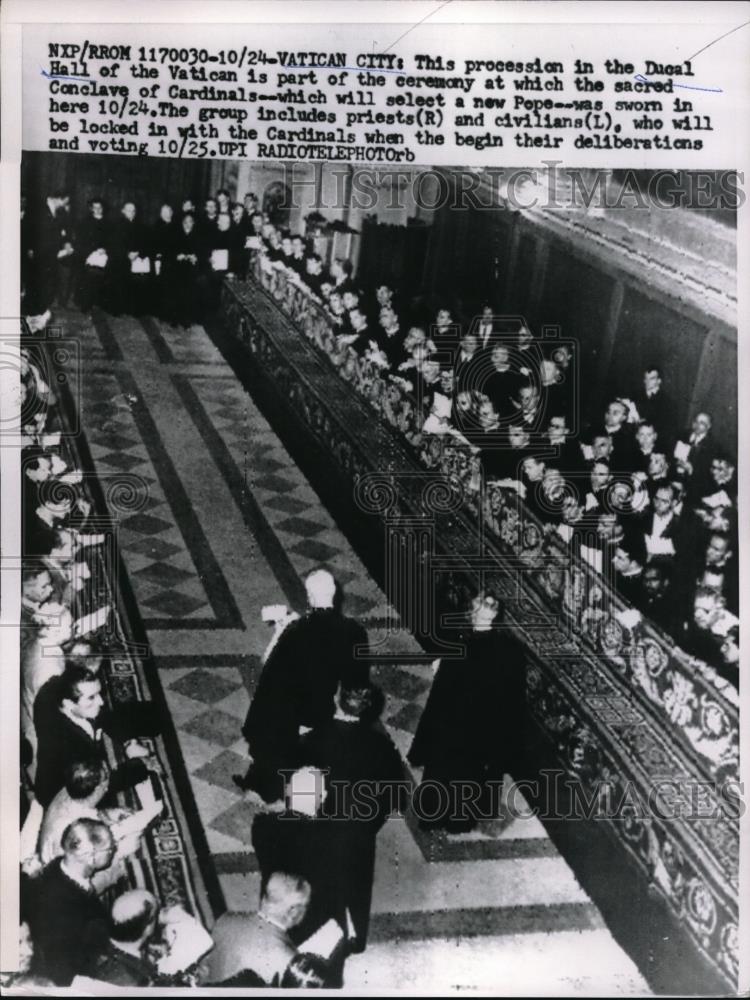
(62, 305, 649, 993)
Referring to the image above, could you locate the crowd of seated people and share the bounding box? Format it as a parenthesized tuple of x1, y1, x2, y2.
(245, 219, 739, 688)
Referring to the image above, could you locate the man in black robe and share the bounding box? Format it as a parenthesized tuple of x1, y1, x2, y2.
(297, 685, 406, 950)
(111, 201, 150, 316)
(165, 213, 203, 326)
(75, 197, 111, 312)
(237, 569, 369, 802)
(149, 203, 178, 319)
(408, 594, 526, 833)
(29, 191, 75, 313)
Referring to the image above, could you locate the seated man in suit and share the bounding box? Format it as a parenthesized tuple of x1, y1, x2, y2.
(545, 415, 586, 478)
(38, 758, 110, 864)
(90, 890, 160, 987)
(673, 411, 715, 501)
(206, 873, 311, 986)
(26, 818, 115, 985)
(678, 586, 738, 670)
(484, 343, 521, 421)
(638, 482, 683, 565)
(34, 666, 150, 808)
(718, 626, 739, 688)
(635, 559, 682, 639)
(696, 532, 738, 615)
(476, 303, 501, 352)
(632, 422, 660, 476)
(454, 331, 481, 396)
(600, 399, 636, 470)
(21, 566, 54, 628)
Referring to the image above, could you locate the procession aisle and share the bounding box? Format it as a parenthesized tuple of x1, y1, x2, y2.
(66, 304, 649, 993)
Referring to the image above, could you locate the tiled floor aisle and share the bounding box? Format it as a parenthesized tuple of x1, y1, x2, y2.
(65, 305, 649, 993)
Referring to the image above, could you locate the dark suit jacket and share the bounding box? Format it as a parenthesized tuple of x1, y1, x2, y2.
(634, 389, 676, 448)
(34, 707, 147, 808)
(112, 218, 148, 267)
(90, 942, 155, 987)
(77, 215, 111, 260)
(636, 587, 682, 640)
(27, 858, 108, 985)
(484, 369, 522, 419)
(676, 429, 716, 500)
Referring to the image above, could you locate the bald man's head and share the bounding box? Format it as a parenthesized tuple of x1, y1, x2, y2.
(109, 890, 159, 944)
(261, 872, 311, 930)
(305, 569, 336, 609)
(61, 818, 115, 874)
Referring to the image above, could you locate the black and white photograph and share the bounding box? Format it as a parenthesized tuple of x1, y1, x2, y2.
(1, 2, 748, 996)
(8, 151, 740, 993)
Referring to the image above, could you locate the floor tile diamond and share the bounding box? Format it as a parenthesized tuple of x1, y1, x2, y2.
(183, 708, 243, 748)
(252, 473, 298, 494)
(209, 797, 262, 843)
(373, 665, 431, 702)
(193, 748, 250, 792)
(169, 668, 242, 705)
(263, 495, 309, 515)
(122, 512, 174, 536)
(142, 590, 208, 617)
(290, 537, 342, 563)
(134, 562, 194, 587)
(275, 515, 327, 539)
(90, 432, 140, 451)
(98, 451, 147, 471)
(123, 494, 164, 515)
(387, 702, 425, 734)
(122, 536, 181, 560)
(341, 593, 380, 617)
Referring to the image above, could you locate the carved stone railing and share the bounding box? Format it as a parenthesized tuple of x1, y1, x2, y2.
(220, 270, 739, 990)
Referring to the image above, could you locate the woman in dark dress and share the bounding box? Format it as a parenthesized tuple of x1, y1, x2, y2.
(408, 594, 526, 833)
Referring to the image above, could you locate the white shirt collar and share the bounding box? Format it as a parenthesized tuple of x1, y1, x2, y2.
(60, 704, 99, 741)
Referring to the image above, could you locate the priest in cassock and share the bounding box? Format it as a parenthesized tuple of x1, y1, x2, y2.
(408, 593, 526, 833)
(149, 202, 178, 319)
(111, 201, 150, 316)
(236, 569, 369, 803)
(75, 198, 111, 313)
(297, 684, 406, 951)
(164, 212, 203, 327)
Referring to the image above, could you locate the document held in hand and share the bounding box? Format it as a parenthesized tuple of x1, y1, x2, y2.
(645, 534, 676, 557)
(74, 603, 111, 637)
(85, 249, 108, 268)
(300, 917, 345, 959)
(210, 248, 229, 271)
(131, 255, 151, 274)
